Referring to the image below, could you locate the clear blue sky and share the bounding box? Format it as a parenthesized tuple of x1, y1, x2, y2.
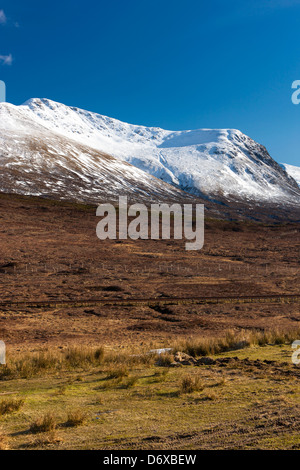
(0, 0, 300, 166)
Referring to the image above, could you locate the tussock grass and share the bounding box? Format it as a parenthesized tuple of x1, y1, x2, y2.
(65, 346, 104, 368)
(106, 366, 129, 380)
(0, 327, 299, 385)
(30, 412, 58, 434)
(173, 328, 300, 358)
(121, 376, 139, 389)
(0, 346, 105, 380)
(65, 409, 87, 428)
(103, 350, 156, 368)
(155, 353, 173, 367)
(0, 336, 299, 450)
(0, 398, 25, 415)
(26, 431, 62, 448)
(180, 375, 204, 394)
(0, 345, 158, 381)
(0, 353, 62, 380)
(174, 329, 249, 357)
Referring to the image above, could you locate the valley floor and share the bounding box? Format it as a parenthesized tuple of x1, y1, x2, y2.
(0, 342, 299, 450)
(0, 193, 299, 450)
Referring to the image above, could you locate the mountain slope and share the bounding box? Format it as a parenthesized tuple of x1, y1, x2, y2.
(281, 163, 300, 187)
(0, 98, 299, 222)
(0, 102, 194, 204)
(19, 98, 300, 206)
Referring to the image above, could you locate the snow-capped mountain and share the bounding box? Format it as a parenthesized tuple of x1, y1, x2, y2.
(281, 163, 300, 187)
(21, 99, 300, 203)
(0, 98, 299, 218)
(0, 101, 193, 204)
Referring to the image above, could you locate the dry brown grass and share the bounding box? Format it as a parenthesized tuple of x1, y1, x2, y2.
(0, 327, 298, 387)
(121, 376, 139, 389)
(0, 346, 105, 380)
(26, 431, 63, 448)
(65, 409, 87, 428)
(0, 398, 25, 416)
(173, 327, 300, 358)
(155, 353, 174, 367)
(152, 369, 170, 382)
(0, 338, 298, 450)
(106, 365, 129, 380)
(30, 412, 58, 434)
(201, 390, 219, 401)
(65, 346, 104, 368)
(0, 346, 157, 382)
(180, 375, 204, 394)
(0, 429, 9, 450)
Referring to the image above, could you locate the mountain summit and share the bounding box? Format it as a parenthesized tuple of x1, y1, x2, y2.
(0, 98, 299, 220)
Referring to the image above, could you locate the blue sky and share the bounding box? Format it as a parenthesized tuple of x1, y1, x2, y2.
(0, 0, 300, 166)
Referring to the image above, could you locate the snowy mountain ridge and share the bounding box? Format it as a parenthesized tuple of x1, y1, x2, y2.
(0, 98, 299, 212)
(281, 163, 300, 187)
(22, 98, 300, 204)
(0, 101, 190, 204)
